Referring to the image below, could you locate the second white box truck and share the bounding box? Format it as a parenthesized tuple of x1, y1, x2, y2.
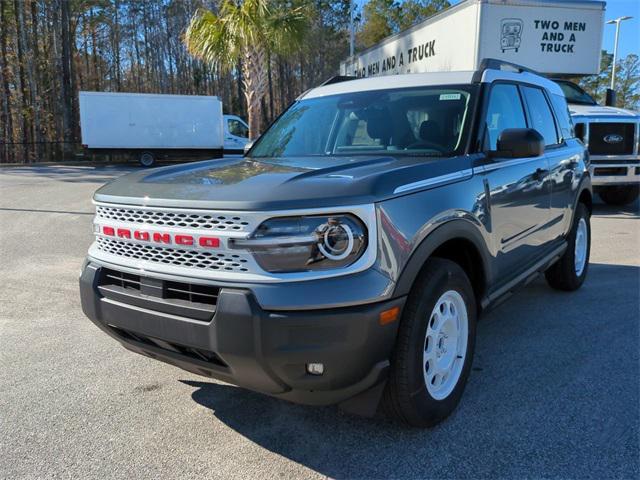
(79, 92, 248, 166)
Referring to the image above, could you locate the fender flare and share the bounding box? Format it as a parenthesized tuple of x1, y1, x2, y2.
(393, 219, 493, 298)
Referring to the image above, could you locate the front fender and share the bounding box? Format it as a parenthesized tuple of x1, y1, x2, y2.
(391, 218, 493, 298)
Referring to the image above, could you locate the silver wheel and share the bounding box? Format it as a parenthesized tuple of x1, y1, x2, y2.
(423, 290, 468, 400)
(574, 218, 588, 276)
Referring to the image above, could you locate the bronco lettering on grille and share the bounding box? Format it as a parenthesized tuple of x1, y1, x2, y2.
(99, 226, 220, 249)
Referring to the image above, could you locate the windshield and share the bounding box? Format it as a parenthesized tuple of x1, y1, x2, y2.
(555, 80, 597, 105)
(251, 85, 476, 158)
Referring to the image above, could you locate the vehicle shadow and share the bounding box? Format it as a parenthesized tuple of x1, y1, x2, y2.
(592, 197, 639, 217)
(181, 263, 639, 479)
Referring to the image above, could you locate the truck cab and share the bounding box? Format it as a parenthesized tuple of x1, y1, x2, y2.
(554, 80, 640, 206)
(223, 115, 250, 154)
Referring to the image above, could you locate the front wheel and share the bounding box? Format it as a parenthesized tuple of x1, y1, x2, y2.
(545, 203, 591, 291)
(598, 186, 639, 206)
(383, 258, 477, 427)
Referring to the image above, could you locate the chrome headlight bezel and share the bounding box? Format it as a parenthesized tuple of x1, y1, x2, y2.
(231, 213, 368, 273)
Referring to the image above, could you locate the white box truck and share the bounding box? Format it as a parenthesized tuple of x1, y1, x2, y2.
(79, 92, 248, 166)
(341, 0, 605, 77)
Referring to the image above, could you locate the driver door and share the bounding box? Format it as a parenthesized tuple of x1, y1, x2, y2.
(476, 83, 551, 281)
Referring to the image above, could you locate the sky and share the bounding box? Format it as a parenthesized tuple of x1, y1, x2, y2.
(355, 0, 640, 59)
(599, 0, 640, 59)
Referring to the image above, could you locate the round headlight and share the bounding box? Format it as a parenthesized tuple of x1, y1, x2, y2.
(317, 221, 354, 261)
(236, 214, 368, 273)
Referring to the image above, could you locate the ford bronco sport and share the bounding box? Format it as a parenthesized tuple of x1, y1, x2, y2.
(80, 59, 592, 427)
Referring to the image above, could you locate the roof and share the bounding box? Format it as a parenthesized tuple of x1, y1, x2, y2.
(302, 66, 564, 100)
(303, 71, 476, 99)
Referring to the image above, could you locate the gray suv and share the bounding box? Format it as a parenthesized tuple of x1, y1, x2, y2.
(80, 59, 592, 427)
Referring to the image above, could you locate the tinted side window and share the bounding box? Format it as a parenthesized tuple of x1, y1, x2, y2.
(521, 86, 560, 146)
(549, 93, 574, 140)
(485, 84, 527, 150)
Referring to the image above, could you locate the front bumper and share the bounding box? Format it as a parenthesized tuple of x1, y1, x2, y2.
(80, 262, 404, 406)
(590, 158, 640, 187)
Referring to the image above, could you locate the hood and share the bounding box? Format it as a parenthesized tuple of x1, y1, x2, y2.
(569, 103, 640, 119)
(94, 154, 474, 210)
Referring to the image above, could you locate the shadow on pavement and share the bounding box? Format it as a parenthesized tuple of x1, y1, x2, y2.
(180, 262, 639, 479)
(592, 197, 639, 217)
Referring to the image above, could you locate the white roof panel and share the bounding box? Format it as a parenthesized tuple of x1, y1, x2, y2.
(303, 71, 477, 99)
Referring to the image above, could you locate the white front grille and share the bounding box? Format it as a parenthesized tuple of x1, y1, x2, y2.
(90, 202, 378, 283)
(96, 237, 252, 272)
(95, 205, 253, 232)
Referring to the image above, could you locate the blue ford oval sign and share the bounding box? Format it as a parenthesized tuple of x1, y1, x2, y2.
(603, 134, 623, 144)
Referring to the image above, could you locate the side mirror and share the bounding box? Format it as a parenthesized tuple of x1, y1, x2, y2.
(491, 128, 544, 159)
(243, 141, 254, 156)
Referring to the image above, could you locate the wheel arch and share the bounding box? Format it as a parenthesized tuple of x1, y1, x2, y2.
(574, 173, 593, 215)
(578, 187, 592, 215)
(393, 220, 492, 310)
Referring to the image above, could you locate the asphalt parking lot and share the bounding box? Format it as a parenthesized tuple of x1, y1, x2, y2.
(1, 164, 638, 479)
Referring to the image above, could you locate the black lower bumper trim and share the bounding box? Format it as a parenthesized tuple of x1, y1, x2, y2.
(108, 325, 227, 367)
(80, 262, 405, 406)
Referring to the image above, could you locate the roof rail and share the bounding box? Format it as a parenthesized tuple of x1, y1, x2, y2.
(472, 58, 540, 82)
(320, 75, 357, 86)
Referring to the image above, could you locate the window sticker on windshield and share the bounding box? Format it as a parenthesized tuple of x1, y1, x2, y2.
(439, 93, 461, 100)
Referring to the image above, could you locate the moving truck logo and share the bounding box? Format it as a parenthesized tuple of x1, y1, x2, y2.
(500, 18, 523, 53)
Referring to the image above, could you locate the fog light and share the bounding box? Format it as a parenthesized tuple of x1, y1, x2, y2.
(306, 363, 324, 375)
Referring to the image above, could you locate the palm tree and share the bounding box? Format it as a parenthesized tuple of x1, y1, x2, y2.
(185, 0, 309, 139)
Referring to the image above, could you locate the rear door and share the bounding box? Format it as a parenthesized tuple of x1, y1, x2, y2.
(476, 82, 552, 281)
(537, 90, 584, 241)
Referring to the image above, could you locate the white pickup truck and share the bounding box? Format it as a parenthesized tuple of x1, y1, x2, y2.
(555, 80, 640, 206)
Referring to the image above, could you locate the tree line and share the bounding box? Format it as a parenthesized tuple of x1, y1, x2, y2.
(0, 0, 638, 164)
(1, 0, 358, 163)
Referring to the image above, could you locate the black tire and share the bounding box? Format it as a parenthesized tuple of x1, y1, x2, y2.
(598, 186, 640, 206)
(545, 203, 590, 291)
(383, 258, 477, 427)
(139, 151, 156, 167)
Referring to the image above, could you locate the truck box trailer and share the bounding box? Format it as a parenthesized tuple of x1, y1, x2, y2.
(341, 0, 605, 78)
(79, 91, 229, 166)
